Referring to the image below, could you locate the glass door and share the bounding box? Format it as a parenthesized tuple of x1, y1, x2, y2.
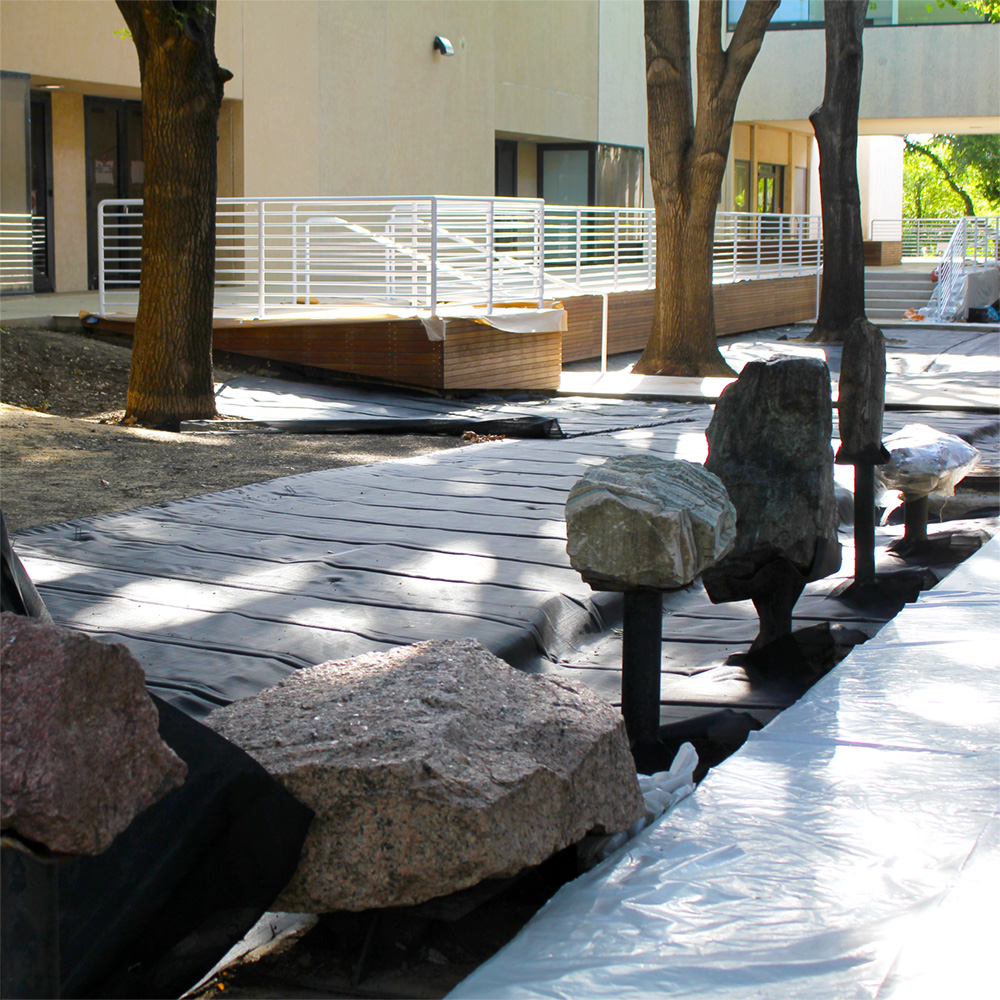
(85, 97, 143, 289)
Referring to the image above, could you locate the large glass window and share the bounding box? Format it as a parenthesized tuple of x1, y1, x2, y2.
(538, 143, 644, 208)
(595, 145, 644, 208)
(727, 0, 985, 29)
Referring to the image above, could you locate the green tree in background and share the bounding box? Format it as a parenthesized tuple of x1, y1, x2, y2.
(903, 134, 1000, 218)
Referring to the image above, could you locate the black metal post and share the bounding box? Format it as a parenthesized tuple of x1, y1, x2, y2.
(903, 494, 929, 545)
(1, 846, 61, 1000)
(621, 589, 663, 749)
(854, 463, 876, 585)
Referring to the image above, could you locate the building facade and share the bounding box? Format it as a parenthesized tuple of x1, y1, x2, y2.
(1, 0, 997, 294)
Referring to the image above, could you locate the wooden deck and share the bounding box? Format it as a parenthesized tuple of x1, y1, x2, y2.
(92, 274, 819, 391)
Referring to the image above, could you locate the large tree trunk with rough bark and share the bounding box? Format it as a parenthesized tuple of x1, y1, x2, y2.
(806, 0, 869, 344)
(117, 1, 231, 429)
(634, 0, 778, 377)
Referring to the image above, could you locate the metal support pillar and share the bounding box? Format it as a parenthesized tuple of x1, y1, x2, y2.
(620, 589, 663, 749)
(854, 463, 876, 585)
(903, 494, 929, 545)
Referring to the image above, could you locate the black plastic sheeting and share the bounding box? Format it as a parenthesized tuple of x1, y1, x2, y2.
(1, 510, 313, 1000)
(57, 695, 313, 999)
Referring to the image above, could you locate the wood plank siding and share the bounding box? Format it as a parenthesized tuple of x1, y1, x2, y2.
(560, 274, 818, 363)
(91, 274, 815, 391)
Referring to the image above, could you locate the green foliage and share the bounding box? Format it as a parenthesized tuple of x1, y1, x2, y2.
(931, 0, 1000, 22)
(903, 135, 1000, 218)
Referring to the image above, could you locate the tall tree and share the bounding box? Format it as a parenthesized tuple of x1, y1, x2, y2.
(805, 0, 869, 344)
(633, 0, 779, 377)
(116, 1, 232, 430)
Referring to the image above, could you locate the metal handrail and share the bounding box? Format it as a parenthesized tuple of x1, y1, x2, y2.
(96, 198, 824, 321)
(929, 216, 1000, 322)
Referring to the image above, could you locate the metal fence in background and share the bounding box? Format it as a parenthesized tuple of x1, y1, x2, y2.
(0, 214, 34, 295)
(96, 197, 824, 318)
(870, 217, 1000, 260)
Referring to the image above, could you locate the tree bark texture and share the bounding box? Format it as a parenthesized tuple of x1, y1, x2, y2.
(806, 0, 869, 344)
(634, 0, 778, 376)
(117, 1, 231, 429)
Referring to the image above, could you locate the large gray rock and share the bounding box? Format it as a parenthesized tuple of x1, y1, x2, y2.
(703, 358, 841, 646)
(205, 638, 643, 913)
(565, 456, 736, 591)
(0, 613, 187, 855)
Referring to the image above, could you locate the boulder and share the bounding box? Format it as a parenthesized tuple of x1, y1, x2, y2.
(835, 317, 890, 466)
(703, 357, 841, 601)
(0, 613, 186, 855)
(565, 456, 736, 591)
(702, 358, 841, 648)
(205, 638, 643, 913)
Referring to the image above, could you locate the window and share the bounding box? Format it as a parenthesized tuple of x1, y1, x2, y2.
(537, 143, 643, 207)
(727, 0, 985, 29)
(757, 162, 785, 214)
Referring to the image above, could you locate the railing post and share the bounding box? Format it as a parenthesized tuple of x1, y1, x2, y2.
(778, 217, 784, 278)
(647, 210, 654, 289)
(613, 210, 620, 291)
(575, 209, 582, 286)
(487, 199, 495, 313)
(430, 197, 438, 316)
(755, 214, 762, 279)
(97, 201, 107, 316)
(797, 214, 804, 275)
(256, 200, 266, 320)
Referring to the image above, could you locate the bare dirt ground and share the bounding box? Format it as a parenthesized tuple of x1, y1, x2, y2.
(0, 325, 465, 533)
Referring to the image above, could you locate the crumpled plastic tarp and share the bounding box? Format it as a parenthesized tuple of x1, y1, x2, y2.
(876, 423, 981, 502)
(448, 536, 1000, 1000)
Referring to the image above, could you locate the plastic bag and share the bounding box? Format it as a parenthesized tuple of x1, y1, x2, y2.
(875, 424, 981, 502)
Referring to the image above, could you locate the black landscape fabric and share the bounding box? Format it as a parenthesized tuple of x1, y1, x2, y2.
(57, 695, 314, 1000)
(1, 511, 313, 1000)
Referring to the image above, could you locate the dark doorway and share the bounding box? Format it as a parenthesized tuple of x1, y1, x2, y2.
(85, 97, 143, 289)
(495, 139, 517, 197)
(29, 92, 54, 292)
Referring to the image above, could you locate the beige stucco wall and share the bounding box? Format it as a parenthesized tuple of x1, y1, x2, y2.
(598, 0, 650, 206)
(50, 91, 88, 291)
(735, 22, 1000, 126)
(314, 0, 496, 197)
(494, 0, 598, 141)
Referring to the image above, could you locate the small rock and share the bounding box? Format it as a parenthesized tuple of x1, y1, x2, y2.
(205, 639, 643, 912)
(565, 456, 736, 591)
(1, 614, 186, 855)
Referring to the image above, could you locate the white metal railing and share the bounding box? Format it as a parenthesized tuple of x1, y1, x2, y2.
(928, 216, 1000, 322)
(97, 198, 824, 321)
(541, 207, 823, 292)
(0, 213, 34, 294)
(99, 196, 545, 318)
(869, 217, 987, 259)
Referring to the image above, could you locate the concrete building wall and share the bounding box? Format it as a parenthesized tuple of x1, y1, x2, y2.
(735, 22, 1000, 128)
(598, 0, 650, 205)
(858, 135, 905, 239)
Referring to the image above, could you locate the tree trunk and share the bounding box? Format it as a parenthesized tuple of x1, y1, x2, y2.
(635, 0, 778, 377)
(806, 0, 869, 344)
(117, 1, 230, 430)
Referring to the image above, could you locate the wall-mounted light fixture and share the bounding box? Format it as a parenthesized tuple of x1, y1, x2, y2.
(433, 35, 454, 56)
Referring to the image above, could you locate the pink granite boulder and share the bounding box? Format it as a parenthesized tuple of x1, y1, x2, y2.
(206, 638, 643, 912)
(1, 613, 187, 855)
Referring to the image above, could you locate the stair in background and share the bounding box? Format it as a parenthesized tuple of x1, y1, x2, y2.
(865, 266, 936, 322)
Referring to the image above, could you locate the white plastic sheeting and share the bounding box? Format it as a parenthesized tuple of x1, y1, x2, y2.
(449, 536, 1000, 1000)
